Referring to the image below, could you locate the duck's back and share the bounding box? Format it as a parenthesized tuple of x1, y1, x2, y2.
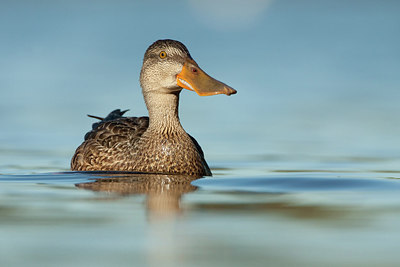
(71, 111, 149, 171)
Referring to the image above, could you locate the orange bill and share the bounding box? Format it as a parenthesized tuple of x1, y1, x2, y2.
(177, 59, 237, 96)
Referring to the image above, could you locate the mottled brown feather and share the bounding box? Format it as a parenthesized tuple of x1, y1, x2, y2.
(71, 114, 211, 176)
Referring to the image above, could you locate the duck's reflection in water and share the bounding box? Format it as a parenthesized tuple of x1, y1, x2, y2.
(76, 172, 199, 218)
(76, 173, 200, 265)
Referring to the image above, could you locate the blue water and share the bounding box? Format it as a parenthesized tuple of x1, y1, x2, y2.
(2, 169, 400, 266)
(1, 1, 400, 266)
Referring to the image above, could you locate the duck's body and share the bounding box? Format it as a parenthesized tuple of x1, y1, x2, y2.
(71, 40, 236, 176)
(71, 108, 211, 176)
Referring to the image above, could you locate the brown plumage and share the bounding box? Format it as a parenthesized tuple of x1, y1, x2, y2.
(71, 39, 236, 176)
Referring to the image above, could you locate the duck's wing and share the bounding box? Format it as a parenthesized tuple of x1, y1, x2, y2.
(71, 110, 149, 171)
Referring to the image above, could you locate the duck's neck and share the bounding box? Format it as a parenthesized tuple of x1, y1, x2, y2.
(144, 91, 185, 134)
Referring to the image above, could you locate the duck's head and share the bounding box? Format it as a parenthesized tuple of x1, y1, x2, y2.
(140, 39, 236, 96)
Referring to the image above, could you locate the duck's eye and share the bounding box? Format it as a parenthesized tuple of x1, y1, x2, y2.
(159, 51, 167, 59)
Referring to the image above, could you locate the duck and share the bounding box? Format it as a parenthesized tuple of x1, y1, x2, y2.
(71, 39, 236, 176)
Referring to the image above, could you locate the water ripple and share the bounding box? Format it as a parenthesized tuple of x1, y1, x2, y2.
(193, 174, 400, 193)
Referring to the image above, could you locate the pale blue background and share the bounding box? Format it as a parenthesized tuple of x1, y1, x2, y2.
(0, 0, 399, 172)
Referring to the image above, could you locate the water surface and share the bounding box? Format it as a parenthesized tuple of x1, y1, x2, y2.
(2, 158, 400, 267)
